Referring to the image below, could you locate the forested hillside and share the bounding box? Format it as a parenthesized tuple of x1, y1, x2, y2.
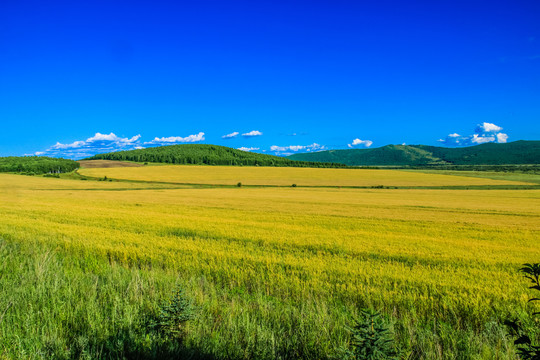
(0, 156, 80, 174)
(86, 144, 347, 168)
(288, 141, 540, 166)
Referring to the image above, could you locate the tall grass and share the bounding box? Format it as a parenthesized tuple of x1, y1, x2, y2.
(0, 237, 521, 359)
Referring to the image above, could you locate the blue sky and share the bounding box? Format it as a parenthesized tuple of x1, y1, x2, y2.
(1, 0, 539, 159)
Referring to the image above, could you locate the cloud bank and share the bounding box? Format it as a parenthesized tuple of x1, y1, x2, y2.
(33, 131, 205, 159)
(270, 143, 324, 155)
(33, 132, 142, 159)
(237, 147, 259, 152)
(438, 122, 508, 146)
(144, 132, 205, 145)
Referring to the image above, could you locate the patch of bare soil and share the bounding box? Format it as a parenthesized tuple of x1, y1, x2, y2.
(78, 160, 144, 168)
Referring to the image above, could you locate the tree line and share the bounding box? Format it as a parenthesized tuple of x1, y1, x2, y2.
(0, 156, 80, 174)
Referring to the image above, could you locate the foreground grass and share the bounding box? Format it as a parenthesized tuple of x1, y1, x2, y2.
(1, 171, 539, 358)
(0, 237, 522, 360)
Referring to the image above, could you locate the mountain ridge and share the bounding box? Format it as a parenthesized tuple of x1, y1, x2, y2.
(287, 140, 540, 166)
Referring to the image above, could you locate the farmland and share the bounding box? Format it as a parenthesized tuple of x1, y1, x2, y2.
(0, 166, 539, 359)
(78, 162, 536, 187)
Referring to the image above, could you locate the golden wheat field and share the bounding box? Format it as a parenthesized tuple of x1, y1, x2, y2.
(2, 169, 539, 306)
(78, 162, 536, 187)
(1, 166, 539, 358)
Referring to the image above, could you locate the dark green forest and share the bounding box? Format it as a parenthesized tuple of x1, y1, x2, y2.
(86, 144, 347, 168)
(288, 140, 540, 167)
(0, 156, 80, 174)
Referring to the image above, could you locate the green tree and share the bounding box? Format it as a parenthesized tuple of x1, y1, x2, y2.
(150, 285, 195, 339)
(505, 263, 540, 359)
(340, 308, 398, 360)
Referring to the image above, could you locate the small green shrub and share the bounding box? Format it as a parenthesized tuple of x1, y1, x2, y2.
(292, 183, 297, 187)
(237, 182, 242, 187)
(339, 308, 398, 360)
(150, 285, 195, 339)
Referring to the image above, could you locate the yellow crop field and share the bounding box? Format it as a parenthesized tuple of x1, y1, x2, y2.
(1, 169, 539, 358)
(0, 172, 187, 191)
(78, 163, 536, 186)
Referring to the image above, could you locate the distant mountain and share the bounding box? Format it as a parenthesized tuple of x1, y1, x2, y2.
(86, 144, 346, 168)
(287, 141, 540, 166)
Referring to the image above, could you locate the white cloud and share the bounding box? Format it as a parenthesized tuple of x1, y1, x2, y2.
(222, 132, 239, 139)
(471, 134, 496, 144)
(475, 122, 502, 133)
(242, 130, 263, 137)
(51, 140, 87, 150)
(348, 138, 373, 148)
(439, 122, 508, 146)
(88, 133, 139, 142)
(237, 147, 259, 152)
(144, 132, 205, 145)
(270, 143, 324, 154)
(496, 133, 509, 143)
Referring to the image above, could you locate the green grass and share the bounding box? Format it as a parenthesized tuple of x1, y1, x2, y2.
(0, 237, 524, 360)
(0, 238, 352, 359)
